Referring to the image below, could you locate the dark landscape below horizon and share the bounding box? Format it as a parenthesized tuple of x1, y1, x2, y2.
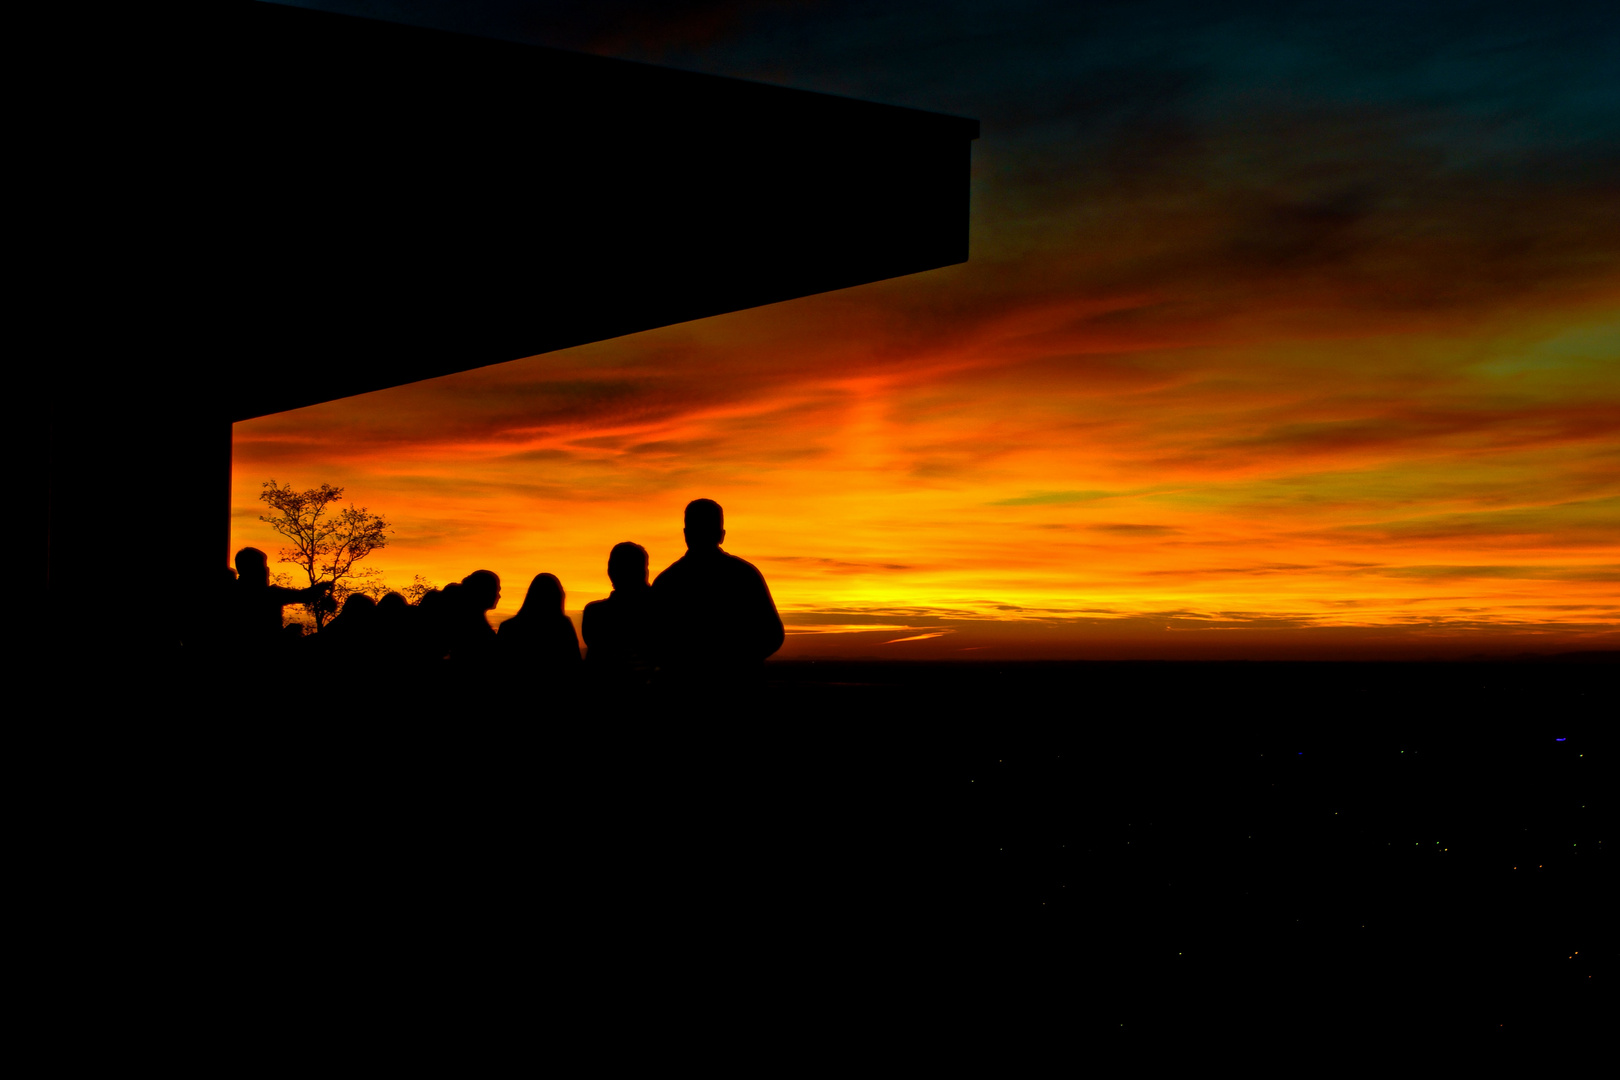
(69, 653, 1604, 1038)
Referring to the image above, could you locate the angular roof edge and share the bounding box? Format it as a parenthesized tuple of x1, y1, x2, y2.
(247, 1, 980, 141)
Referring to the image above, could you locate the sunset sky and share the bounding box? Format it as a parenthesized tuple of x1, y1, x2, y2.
(233, 0, 1619, 659)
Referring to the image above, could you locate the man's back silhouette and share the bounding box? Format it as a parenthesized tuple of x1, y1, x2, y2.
(228, 547, 330, 650)
(652, 500, 784, 672)
(583, 542, 657, 677)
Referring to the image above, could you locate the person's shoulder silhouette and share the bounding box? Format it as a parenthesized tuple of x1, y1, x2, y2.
(651, 499, 784, 669)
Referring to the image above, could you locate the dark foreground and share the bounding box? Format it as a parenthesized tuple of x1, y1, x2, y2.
(39, 659, 1607, 1048)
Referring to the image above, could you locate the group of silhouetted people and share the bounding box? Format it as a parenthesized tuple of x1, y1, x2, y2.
(194, 499, 784, 687)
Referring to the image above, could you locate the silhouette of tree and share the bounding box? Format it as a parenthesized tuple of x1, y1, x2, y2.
(402, 574, 436, 604)
(269, 572, 320, 632)
(348, 567, 393, 603)
(259, 480, 391, 630)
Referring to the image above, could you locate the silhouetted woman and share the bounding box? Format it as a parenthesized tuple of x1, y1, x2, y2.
(498, 573, 581, 679)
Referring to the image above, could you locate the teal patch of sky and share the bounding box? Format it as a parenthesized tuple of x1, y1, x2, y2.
(1473, 318, 1620, 381)
(1183, 3, 1619, 164)
(285, 0, 1617, 191)
(286, 1, 1613, 142)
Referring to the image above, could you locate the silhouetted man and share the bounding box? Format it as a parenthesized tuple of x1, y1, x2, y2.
(228, 547, 331, 648)
(652, 500, 784, 676)
(583, 542, 657, 680)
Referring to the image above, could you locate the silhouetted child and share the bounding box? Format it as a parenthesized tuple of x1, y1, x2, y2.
(582, 542, 657, 684)
(498, 573, 581, 678)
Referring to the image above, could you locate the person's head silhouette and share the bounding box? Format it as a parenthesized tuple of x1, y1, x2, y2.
(461, 570, 501, 613)
(517, 572, 565, 617)
(235, 547, 270, 588)
(607, 542, 650, 590)
(684, 499, 725, 552)
(339, 593, 376, 619)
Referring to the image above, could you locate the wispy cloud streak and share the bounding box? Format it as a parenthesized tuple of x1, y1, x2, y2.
(236, 1, 1620, 657)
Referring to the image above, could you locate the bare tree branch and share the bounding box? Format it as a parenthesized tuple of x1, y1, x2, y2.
(259, 479, 393, 630)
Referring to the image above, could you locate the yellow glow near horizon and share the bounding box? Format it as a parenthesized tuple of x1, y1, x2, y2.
(231, 284, 1620, 659)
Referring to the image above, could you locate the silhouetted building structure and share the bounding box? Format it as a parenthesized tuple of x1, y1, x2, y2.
(38, 1, 976, 660)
